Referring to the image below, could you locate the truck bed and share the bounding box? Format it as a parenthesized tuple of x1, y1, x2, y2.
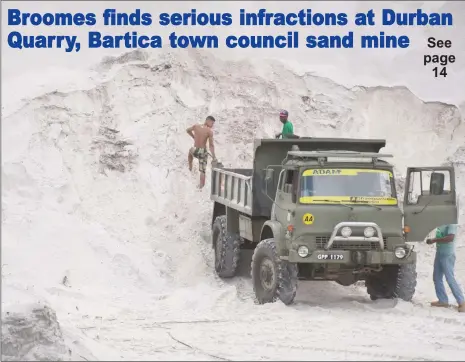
(211, 167, 253, 215)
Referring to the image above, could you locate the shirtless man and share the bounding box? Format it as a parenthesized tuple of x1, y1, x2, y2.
(186, 116, 217, 188)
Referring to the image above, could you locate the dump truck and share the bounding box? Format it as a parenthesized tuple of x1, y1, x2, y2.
(209, 138, 458, 305)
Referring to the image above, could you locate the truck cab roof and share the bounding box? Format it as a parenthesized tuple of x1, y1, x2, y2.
(282, 149, 394, 169)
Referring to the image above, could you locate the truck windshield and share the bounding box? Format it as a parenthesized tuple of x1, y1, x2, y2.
(300, 168, 397, 205)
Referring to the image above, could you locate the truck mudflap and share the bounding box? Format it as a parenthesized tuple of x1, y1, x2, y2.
(284, 221, 417, 264)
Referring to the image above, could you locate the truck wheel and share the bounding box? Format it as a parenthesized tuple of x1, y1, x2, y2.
(251, 238, 298, 305)
(394, 263, 417, 302)
(366, 263, 417, 302)
(212, 215, 241, 278)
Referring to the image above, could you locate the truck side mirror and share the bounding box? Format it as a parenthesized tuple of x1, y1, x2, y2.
(265, 168, 274, 181)
(262, 168, 275, 198)
(430, 172, 444, 195)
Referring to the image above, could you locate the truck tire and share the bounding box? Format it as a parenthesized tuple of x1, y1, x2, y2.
(394, 263, 417, 301)
(366, 263, 417, 302)
(212, 215, 241, 278)
(251, 238, 298, 305)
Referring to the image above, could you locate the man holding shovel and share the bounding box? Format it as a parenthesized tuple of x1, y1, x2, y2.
(186, 115, 218, 189)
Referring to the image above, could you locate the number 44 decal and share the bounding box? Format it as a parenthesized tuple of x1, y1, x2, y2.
(433, 67, 447, 77)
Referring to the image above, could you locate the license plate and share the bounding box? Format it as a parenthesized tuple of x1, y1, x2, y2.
(317, 253, 344, 260)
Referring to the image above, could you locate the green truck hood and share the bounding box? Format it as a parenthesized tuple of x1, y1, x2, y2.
(291, 205, 403, 238)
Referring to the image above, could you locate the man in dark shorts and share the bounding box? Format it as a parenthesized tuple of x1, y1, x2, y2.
(186, 116, 217, 189)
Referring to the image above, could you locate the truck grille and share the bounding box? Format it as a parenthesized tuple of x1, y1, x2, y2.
(315, 236, 388, 250)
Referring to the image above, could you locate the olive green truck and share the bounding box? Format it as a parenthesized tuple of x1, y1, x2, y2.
(209, 138, 458, 305)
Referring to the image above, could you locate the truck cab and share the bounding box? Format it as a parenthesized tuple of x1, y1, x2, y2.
(270, 150, 405, 265)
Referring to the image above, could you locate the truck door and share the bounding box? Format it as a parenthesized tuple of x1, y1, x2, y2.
(403, 166, 458, 242)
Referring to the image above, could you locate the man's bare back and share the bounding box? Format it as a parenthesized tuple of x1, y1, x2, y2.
(191, 124, 213, 148)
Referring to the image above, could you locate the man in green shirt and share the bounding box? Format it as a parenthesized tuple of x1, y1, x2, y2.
(275, 110, 295, 139)
(426, 223, 464, 313)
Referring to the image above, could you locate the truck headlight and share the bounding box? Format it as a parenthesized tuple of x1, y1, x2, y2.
(298, 245, 309, 258)
(364, 227, 375, 238)
(394, 247, 407, 259)
(341, 227, 352, 238)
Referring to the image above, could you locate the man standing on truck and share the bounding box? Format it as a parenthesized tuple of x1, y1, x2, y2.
(186, 116, 217, 189)
(426, 223, 465, 313)
(275, 109, 295, 139)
